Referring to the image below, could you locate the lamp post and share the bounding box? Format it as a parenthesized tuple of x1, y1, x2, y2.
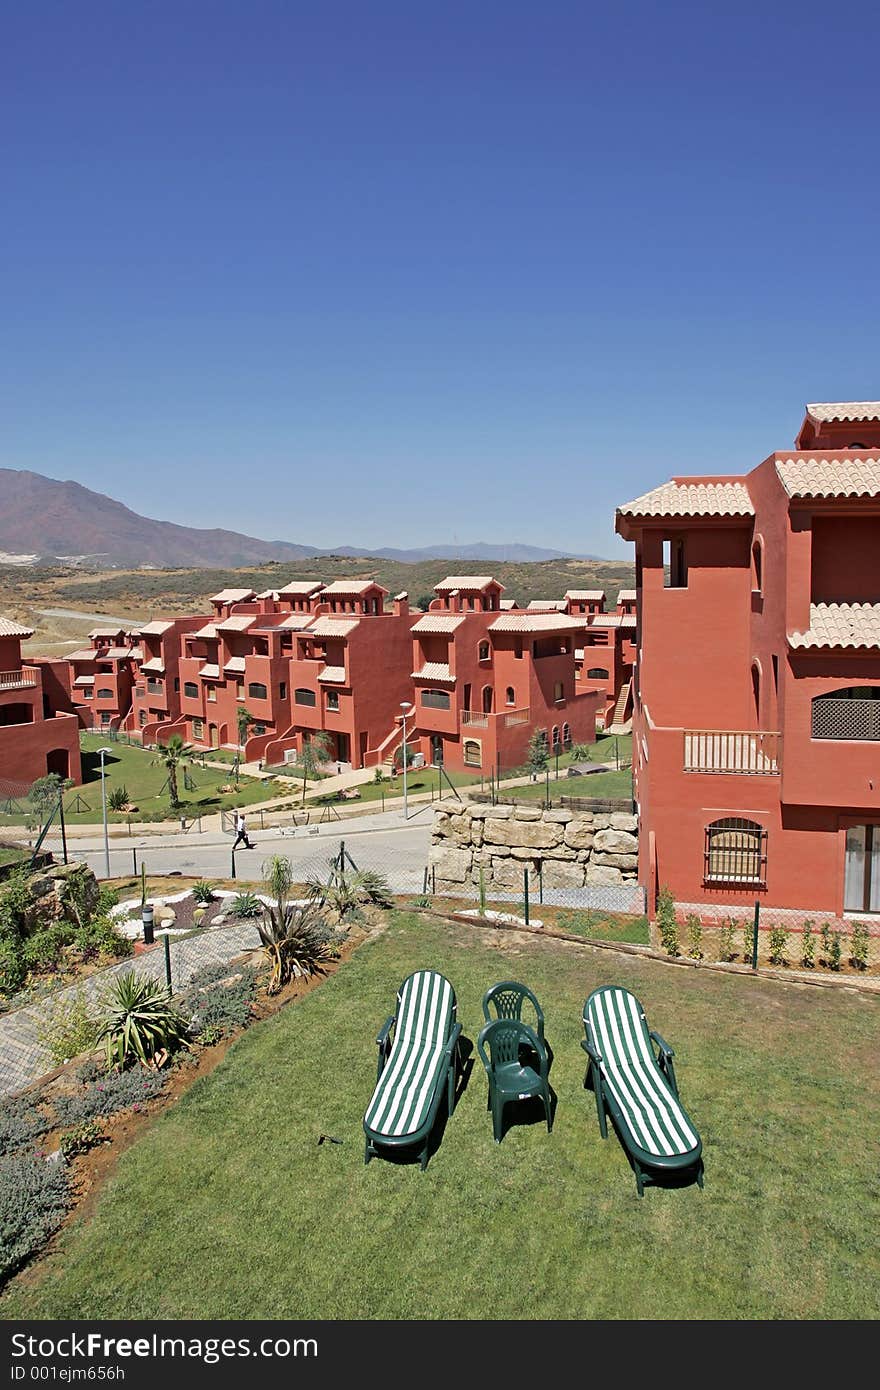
(400, 702, 412, 821)
(98, 746, 112, 878)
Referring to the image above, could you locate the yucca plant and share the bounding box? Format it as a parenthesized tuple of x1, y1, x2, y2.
(229, 890, 262, 919)
(191, 880, 215, 905)
(259, 855, 338, 994)
(95, 972, 189, 1070)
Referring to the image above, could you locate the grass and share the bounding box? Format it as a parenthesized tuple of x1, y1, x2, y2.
(511, 768, 634, 801)
(4, 912, 878, 1320)
(0, 735, 295, 829)
(0, 846, 27, 869)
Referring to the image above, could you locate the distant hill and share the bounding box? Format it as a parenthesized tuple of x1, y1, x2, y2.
(0, 470, 317, 569)
(0, 470, 608, 569)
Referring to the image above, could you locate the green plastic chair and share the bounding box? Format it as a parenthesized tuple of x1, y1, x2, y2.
(477, 1017, 552, 1143)
(482, 980, 545, 1043)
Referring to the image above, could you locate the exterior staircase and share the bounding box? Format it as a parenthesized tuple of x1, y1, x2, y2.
(608, 679, 632, 733)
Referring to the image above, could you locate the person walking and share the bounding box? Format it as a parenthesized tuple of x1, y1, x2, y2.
(232, 810, 254, 850)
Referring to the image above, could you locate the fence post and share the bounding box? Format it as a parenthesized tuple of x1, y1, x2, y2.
(751, 900, 760, 971)
(538, 863, 543, 905)
(523, 868, 530, 925)
(132, 846, 137, 876)
(164, 934, 172, 992)
(231, 848, 236, 880)
(422, 866, 428, 895)
(260, 809, 265, 830)
(431, 867, 436, 895)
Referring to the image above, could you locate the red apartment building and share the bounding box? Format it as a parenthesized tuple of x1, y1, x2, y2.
(0, 620, 81, 786)
(407, 576, 603, 774)
(616, 399, 880, 920)
(67, 629, 141, 732)
(124, 617, 209, 742)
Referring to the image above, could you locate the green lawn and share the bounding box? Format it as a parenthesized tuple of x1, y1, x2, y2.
(0, 735, 294, 828)
(512, 767, 634, 801)
(4, 913, 877, 1320)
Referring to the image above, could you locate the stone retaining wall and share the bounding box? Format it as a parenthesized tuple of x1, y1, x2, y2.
(428, 800, 639, 893)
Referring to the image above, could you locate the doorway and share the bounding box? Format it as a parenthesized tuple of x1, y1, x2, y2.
(844, 824, 880, 913)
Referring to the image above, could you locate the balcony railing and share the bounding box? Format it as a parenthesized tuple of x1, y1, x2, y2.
(683, 729, 781, 775)
(461, 707, 530, 729)
(0, 669, 37, 690)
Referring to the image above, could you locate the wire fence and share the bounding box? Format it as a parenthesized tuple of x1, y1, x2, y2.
(660, 899, 880, 974)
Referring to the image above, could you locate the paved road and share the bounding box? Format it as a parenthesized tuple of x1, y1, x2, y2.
(45, 810, 434, 889)
(38, 606, 142, 626)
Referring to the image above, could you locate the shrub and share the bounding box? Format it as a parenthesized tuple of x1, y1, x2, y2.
(178, 965, 258, 1041)
(36, 990, 100, 1067)
(768, 923, 789, 966)
(569, 743, 592, 760)
(53, 1067, 169, 1125)
(686, 913, 703, 961)
(95, 972, 189, 1070)
(191, 880, 215, 905)
(22, 922, 76, 975)
(801, 919, 815, 969)
(107, 786, 129, 812)
(94, 886, 120, 915)
(0, 1151, 70, 1281)
(829, 931, 842, 972)
(0, 941, 26, 997)
(0, 872, 33, 945)
(229, 891, 262, 919)
(742, 916, 756, 962)
(850, 921, 870, 972)
(656, 887, 679, 957)
(372, 767, 385, 784)
(59, 1118, 108, 1160)
(0, 1097, 51, 1158)
(719, 917, 737, 963)
(72, 915, 133, 964)
(409, 895, 431, 909)
(820, 923, 832, 967)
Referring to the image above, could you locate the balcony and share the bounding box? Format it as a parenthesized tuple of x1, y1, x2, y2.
(683, 729, 781, 776)
(461, 707, 530, 730)
(0, 669, 37, 690)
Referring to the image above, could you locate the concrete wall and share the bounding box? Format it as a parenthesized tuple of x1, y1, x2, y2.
(428, 799, 639, 894)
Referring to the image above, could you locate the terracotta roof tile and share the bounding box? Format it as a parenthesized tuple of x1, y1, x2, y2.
(617, 480, 754, 518)
(805, 402, 880, 424)
(317, 665, 347, 683)
(565, 589, 606, 601)
(411, 615, 466, 633)
(433, 576, 499, 591)
(789, 603, 880, 650)
(775, 456, 880, 499)
(308, 617, 359, 638)
(489, 613, 584, 633)
(136, 621, 175, 636)
(0, 618, 34, 638)
(411, 662, 455, 683)
(211, 588, 255, 603)
(319, 579, 384, 595)
(617, 589, 637, 602)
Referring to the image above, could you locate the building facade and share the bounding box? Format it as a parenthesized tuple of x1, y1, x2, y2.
(0, 620, 82, 787)
(616, 399, 880, 919)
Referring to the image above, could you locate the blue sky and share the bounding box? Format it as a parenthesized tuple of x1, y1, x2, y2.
(2, 1, 879, 558)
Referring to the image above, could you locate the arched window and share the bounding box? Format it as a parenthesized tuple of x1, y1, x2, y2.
(478, 641, 490, 661)
(812, 687, 880, 741)
(751, 661, 761, 721)
(553, 681, 564, 702)
(295, 688, 317, 707)
(481, 686, 493, 714)
(96, 688, 113, 699)
(421, 689, 450, 710)
(551, 725, 560, 749)
(587, 667, 609, 680)
(562, 722, 571, 747)
(505, 686, 515, 705)
(463, 739, 482, 767)
(704, 818, 767, 885)
(248, 682, 268, 701)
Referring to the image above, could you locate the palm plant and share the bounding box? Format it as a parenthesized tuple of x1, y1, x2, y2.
(298, 730, 333, 806)
(308, 865, 394, 920)
(158, 735, 190, 809)
(95, 972, 189, 1070)
(235, 706, 255, 786)
(258, 855, 337, 993)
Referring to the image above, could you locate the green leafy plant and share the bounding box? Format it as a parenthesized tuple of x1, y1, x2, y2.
(801, 919, 815, 969)
(25, 773, 64, 834)
(259, 855, 338, 993)
(107, 785, 129, 812)
(59, 1118, 108, 1160)
(178, 963, 258, 1041)
(22, 922, 75, 975)
(95, 886, 120, 915)
(72, 916, 133, 964)
(372, 766, 385, 784)
(0, 871, 34, 945)
(36, 990, 100, 1066)
(569, 744, 592, 761)
(820, 923, 832, 967)
(409, 895, 431, 909)
(0, 1152, 70, 1282)
(849, 921, 870, 972)
(768, 923, 789, 966)
(656, 887, 679, 957)
(299, 731, 333, 806)
(308, 864, 394, 919)
(53, 1068, 168, 1125)
(719, 917, 737, 962)
(0, 1097, 51, 1158)
(229, 890, 262, 919)
(686, 913, 703, 961)
(525, 728, 549, 779)
(95, 972, 189, 1070)
(742, 916, 756, 962)
(158, 735, 191, 809)
(0, 940, 26, 997)
(828, 930, 842, 972)
(191, 880, 216, 905)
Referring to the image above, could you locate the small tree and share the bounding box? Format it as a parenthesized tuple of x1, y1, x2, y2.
(299, 731, 333, 806)
(656, 886, 680, 957)
(258, 855, 336, 993)
(526, 728, 549, 781)
(415, 594, 435, 612)
(158, 735, 189, 809)
(235, 706, 256, 786)
(686, 912, 703, 961)
(26, 773, 63, 834)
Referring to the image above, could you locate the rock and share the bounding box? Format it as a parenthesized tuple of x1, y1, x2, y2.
(465, 804, 492, 819)
(593, 829, 639, 854)
(541, 860, 587, 889)
(542, 809, 574, 823)
(491, 857, 535, 889)
(436, 799, 461, 815)
(510, 846, 543, 860)
(610, 812, 638, 832)
(427, 845, 471, 883)
(154, 906, 177, 924)
(592, 815, 612, 829)
(514, 806, 544, 821)
(483, 819, 562, 850)
(590, 852, 639, 870)
(585, 864, 624, 884)
(483, 803, 514, 819)
(563, 821, 596, 850)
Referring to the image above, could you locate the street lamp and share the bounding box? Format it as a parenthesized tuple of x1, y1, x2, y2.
(400, 702, 412, 821)
(98, 746, 113, 878)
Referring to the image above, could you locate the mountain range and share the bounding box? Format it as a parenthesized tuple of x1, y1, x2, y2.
(0, 469, 603, 567)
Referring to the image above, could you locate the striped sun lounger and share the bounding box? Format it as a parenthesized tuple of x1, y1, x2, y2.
(581, 985, 704, 1196)
(364, 970, 462, 1170)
